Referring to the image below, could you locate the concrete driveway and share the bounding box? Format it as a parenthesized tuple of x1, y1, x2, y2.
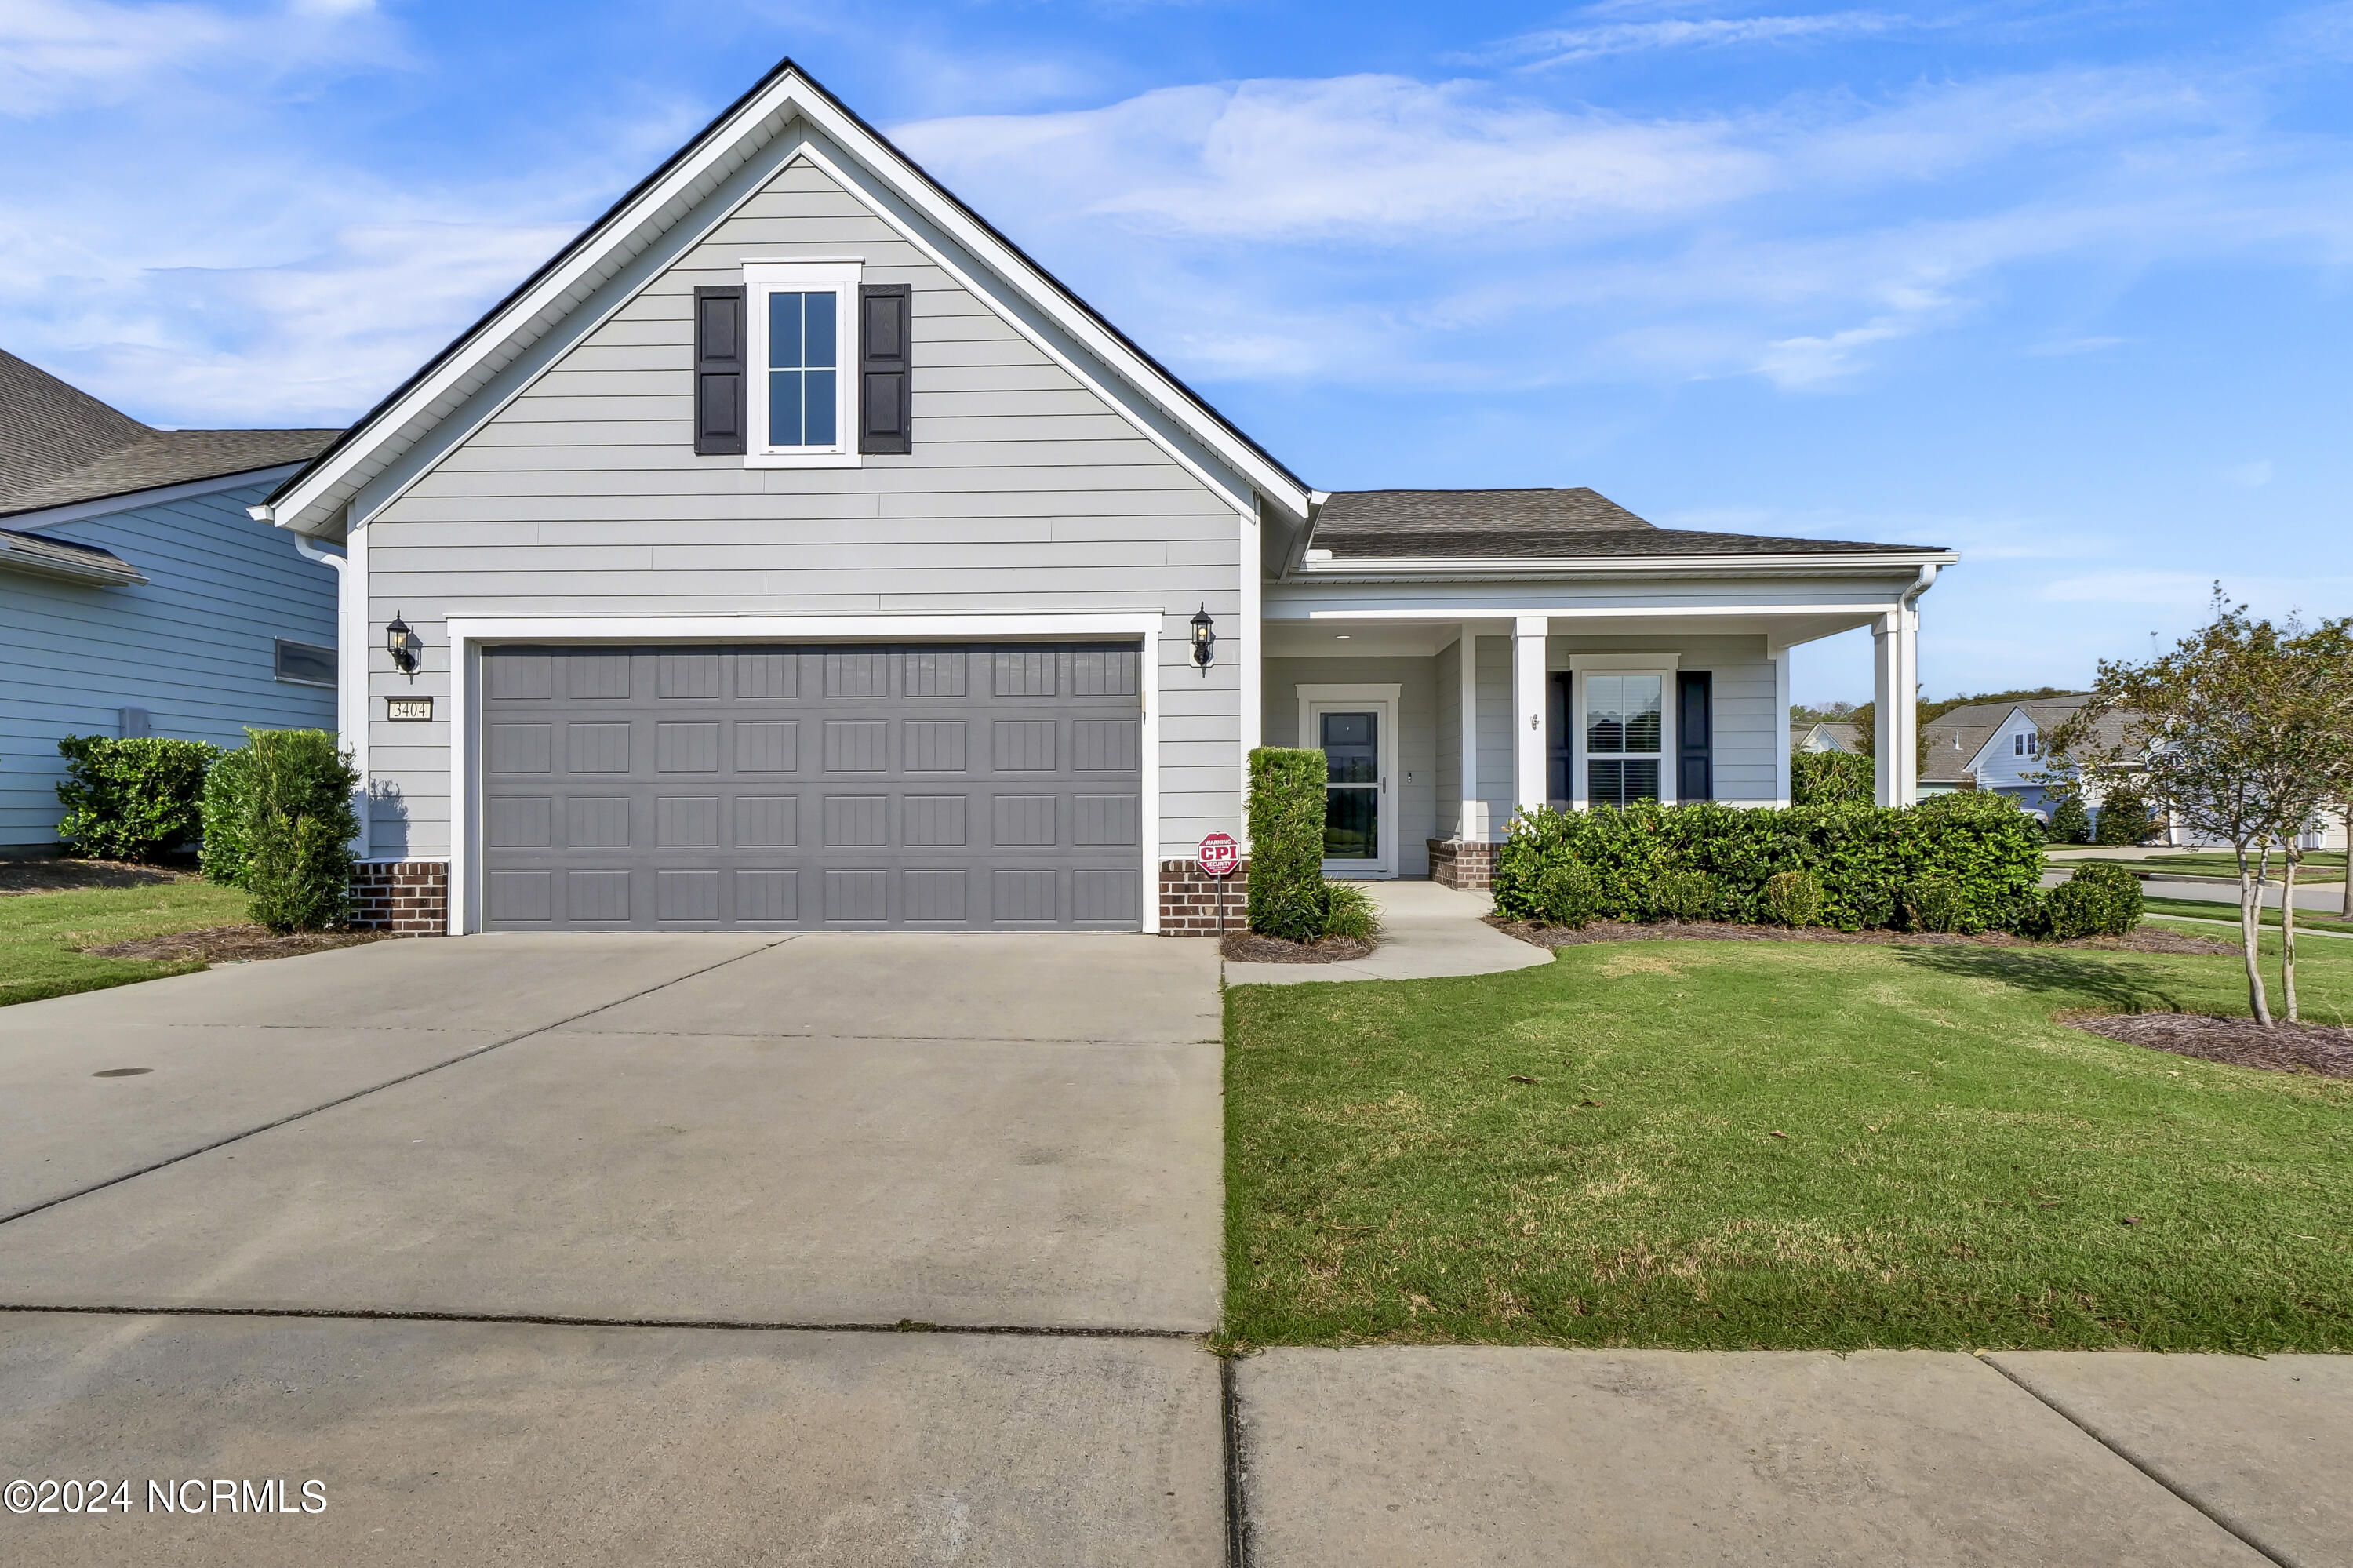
(0, 932, 1227, 1566)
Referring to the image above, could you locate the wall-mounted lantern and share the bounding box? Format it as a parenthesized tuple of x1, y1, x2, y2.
(386, 613, 421, 678)
(1190, 603, 1216, 677)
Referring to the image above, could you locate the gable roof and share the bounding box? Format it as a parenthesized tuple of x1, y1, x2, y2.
(1304, 487, 1947, 564)
(0, 348, 337, 521)
(258, 58, 1311, 538)
(1920, 694, 2144, 781)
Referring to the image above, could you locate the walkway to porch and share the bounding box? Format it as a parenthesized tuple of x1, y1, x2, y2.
(1224, 880, 1553, 986)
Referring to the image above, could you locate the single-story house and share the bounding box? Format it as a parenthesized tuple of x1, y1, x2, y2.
(0, 349, 342, 849)
(1794, 720, 1864, 754)
(249, 60, 1955, 935)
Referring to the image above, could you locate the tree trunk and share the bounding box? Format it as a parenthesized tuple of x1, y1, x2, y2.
(2236, 843, 2273, 1026)
(2341, 803, 2352, 921)
(2281, 852, 2300, 1024)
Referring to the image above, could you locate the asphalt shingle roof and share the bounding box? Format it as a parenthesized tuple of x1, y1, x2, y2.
(1308, 488, 1943, 560)
(0, 348, 339, 519)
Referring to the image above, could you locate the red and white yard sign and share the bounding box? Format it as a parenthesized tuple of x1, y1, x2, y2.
(1198, 832, 1240, 878)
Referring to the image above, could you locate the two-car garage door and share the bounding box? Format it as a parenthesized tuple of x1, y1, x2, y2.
(478, 643, 1143, 930)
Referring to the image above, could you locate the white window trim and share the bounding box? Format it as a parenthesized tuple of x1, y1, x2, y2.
(744, 260, 862, 469)
(1570, 664, 1678, 811)
(1295, 682, 1402, 878)
(445, 611, 1165, 937)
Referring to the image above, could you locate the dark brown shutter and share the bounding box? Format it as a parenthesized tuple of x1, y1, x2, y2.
(859, 284, 911, 455)
(1677, 671, 1713, 801)
(693, 286, 746, 456)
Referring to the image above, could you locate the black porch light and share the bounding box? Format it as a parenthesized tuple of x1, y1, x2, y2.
(386, 613, 421, 678)
(1189, 603, 1216, 676)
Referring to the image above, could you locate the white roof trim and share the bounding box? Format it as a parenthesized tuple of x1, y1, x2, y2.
(257, 65, 1310, 537)
(1293, 550, 1960, 579)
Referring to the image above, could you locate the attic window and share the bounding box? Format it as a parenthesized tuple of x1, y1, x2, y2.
(744, 260, 861, 468)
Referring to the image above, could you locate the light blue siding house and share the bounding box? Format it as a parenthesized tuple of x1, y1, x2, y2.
(0, 349, 342, 848)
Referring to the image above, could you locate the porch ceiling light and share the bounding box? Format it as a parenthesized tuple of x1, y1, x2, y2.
(386, 613, 421, 678)
(1190, 603, 1216, 676)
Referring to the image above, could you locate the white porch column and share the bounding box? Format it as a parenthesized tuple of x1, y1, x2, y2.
(1872, 610, 1918, 807)
(1513, 615, 1548, 820)
(1458, 628, 1481, 839)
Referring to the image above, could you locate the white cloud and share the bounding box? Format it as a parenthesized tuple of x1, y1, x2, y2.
(0, 0, 391, 116)
(1479, 10, 1904, 70)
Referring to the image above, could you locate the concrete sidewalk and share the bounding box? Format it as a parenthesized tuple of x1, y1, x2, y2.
(1224, 879, 1550, 985)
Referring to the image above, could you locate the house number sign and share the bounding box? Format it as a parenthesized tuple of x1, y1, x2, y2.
(387, 697, 434, 722)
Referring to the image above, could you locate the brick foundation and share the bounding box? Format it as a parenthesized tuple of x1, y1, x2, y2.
(1427, 839, 1499, 893)
(351, 859, 449, 935)
(1158, 857, 1249, 937)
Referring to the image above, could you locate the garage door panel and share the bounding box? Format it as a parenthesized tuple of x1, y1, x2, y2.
(481, 643, 1140, 931)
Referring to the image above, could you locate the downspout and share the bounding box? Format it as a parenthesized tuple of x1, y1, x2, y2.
(276, 518, 369, 854)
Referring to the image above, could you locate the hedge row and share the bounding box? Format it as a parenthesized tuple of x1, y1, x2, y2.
(1492, 794, 2060, 935)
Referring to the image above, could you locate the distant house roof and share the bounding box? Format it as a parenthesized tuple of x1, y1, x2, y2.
(1919, 694, 2142, 784)
(0, 525, 147, 587)
(1305, 488, 1944, 562)
(0, 348, 339, 521)
(1794, 722, 1864, 753)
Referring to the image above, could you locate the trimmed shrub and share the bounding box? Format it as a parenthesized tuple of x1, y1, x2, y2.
(1246, 747, 1329, 941)
(1906, 872, 1966, 933)
(2093, 786, 2155, 846)
(1652, 868, 1717, 922)
(1493, 793, 2045, 935)
(2044, 861, 2144, 940)
(2047, 793, 2092, 845)
(199, 740, 266, 886)
(1320, 881, 1383, 942)
(1764, 868, 1824, 928)
(1536, 862, 1602, 928)
(53, 734, 220, 861)
(1791, 748, 1874, 806)
(243, 729, 361, 934)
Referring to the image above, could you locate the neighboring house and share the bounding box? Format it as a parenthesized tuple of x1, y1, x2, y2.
(0, 349, 342, 849)
(249, 60, 1955, 935)
(1917, 695, 2110, 820)
(1794, 721, 1864, 754)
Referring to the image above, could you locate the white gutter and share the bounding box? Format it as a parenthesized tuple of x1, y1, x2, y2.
(1296, 550, 1959, 580)
(283, 528, 369, 854)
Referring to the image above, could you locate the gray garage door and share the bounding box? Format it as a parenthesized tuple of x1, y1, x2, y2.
(478, 643, 1143, 930)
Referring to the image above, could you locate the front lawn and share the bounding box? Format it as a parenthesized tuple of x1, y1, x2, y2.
(0, 878, 249, 1006)
(2055, 849, 2345, 882)
(1224, 924, 2353, 1353)
(2142, 894, 2353, 937)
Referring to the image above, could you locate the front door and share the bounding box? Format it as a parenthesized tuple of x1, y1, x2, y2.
(1311, 702, 1393, 877)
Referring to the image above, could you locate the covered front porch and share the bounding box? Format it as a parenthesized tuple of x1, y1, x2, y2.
(1257, 598, 1927, 888)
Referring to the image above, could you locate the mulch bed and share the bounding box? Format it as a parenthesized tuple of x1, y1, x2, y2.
(0, 857, 198, 895)
(1490, 917, 2235, 957)
(2068, 1013, 2353, 1079)
(1220, 930, 1378, 965)
(83, 926, 387, 964)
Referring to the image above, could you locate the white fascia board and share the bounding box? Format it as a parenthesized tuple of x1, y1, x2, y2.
(1, 461, 307, 534)
(1295, 551, 1959, 580)
(1269, 602, 1915, 622)
(260, 68, 1309, 537)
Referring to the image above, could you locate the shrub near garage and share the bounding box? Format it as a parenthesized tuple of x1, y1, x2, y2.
(1492, 793, 2046, 935)
(53, 735, 222, 861)
(242, 729, 361, 934)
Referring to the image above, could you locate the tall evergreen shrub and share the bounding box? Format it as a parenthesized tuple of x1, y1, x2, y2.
(53, 735, 220, 860)
(2047, 792, 2092, 845)
(1246, 748, 1328, 940)
(2093, 785, 2155, 846)
(1791, 749, 1874, 806)
(199, 740, 266, 886)
(244, 729, 361, 933)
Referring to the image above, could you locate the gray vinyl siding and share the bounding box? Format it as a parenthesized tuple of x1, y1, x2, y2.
(1435, 637, 1461, 842)
(1548, 635, 1778, 808)
(358, 136, 1244, 864)
(1260, 657, 1438, 877)
(1475, 635, 1513, 830)
(0, 478, 338, 846)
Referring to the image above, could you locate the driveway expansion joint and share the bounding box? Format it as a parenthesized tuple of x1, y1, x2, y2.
(1975, 1352, 2297, 1568)
(0, 935, 798, 1231)
(0, 1301, 1207, 1340)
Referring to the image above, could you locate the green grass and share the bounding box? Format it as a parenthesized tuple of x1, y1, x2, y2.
(0, 880, 249, 1006)
(1224, 930, 2353, 1354)
(2053, 849, 2344, 882)
(2143, 895, 2353, 937)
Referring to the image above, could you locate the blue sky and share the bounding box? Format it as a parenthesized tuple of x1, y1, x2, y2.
(3, 1, 2349, 704)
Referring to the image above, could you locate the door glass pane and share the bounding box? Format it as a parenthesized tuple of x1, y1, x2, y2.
(1324, 784, 1377, 860)
(1320, 711, 1377, 783)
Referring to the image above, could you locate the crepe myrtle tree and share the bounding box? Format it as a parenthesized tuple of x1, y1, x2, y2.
(2050, 592, 2353, 1024)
